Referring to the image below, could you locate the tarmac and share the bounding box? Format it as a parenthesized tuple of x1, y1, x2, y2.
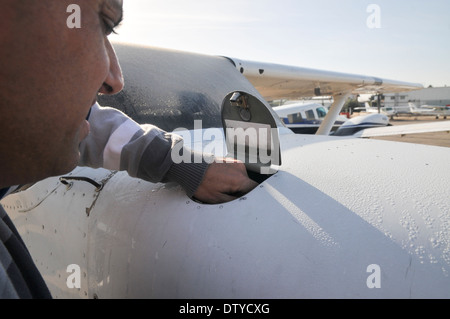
(363, 115, 450, 148)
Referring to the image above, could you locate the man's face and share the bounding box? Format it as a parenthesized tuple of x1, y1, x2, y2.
(0, 0, 124, 187)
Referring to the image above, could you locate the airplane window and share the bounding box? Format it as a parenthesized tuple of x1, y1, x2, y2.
(306, 110, 315, 120)
(316, 107, 327, 118)
(287, 114, 295, 124)
(287, 113, 302, 124)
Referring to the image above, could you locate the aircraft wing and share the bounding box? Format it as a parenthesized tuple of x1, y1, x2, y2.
(227, 58, 423, 100)
(421, 105, 449, 109)
(353, 121, 450, 138)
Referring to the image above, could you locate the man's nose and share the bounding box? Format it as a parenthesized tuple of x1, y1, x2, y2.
(99, 38, 124, 95)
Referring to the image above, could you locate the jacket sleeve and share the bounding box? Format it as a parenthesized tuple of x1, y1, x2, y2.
(78, 103, 210, 197)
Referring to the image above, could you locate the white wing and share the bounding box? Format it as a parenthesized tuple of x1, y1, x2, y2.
(353, 121, 450, 138)
(227, 58, 423, 100)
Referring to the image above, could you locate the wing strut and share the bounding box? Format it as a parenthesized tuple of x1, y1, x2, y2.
(316, 92, 352, 135)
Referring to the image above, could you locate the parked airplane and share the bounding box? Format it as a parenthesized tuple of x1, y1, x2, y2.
(353, 102, 396, 117)
(272, 102, 348, 134)
(272, 101, 449, 137)
(421, 104, 450, 119)
(332, 113, 390, 136)
(391, 102, 437, 118)
(355, 101, 449, 119)
(2, 43, 450, 299)
(272, 102, 392, 136)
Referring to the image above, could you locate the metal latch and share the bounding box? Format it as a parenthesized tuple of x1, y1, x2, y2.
(230, 92, 251, 121)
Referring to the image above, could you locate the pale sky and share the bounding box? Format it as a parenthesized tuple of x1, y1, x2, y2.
(110, 0, 450, 88)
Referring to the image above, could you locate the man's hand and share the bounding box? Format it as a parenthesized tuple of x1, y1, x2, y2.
(193, 158, 259, 204)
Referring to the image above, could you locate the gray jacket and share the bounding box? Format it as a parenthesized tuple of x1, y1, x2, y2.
(79, 103, 210, 197)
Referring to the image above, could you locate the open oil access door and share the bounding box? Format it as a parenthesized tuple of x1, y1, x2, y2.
(221, 91, 281, 176)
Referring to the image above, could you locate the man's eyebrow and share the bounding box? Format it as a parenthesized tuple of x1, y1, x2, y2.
(106, 0, 124, 25)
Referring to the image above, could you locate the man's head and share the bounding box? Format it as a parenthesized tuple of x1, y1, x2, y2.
(0, 0, 124, 188)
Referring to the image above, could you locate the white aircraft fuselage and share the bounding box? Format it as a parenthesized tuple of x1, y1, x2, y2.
(3, 132, 449, 298)
(2, 43, 449, 299)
